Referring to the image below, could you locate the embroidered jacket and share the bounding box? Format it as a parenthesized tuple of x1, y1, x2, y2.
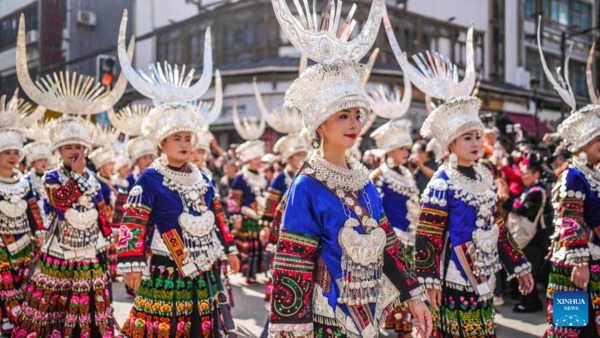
(227, 170, 266, 221)
(269, 167, 424, 338)
(0, 174, 45, 249)
(116, 167, 236, 276)
(112, 172, 137, 229)
(548, 161, 600, 266)
(371, 164, 420, 246)
(262, 170, 293, 251)
(96, 174, 117, 222)
(43, 165, 112, 260)
(414, 164, 530, 300)
(25, 171, 51, 227)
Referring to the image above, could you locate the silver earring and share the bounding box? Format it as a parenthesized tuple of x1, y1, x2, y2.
(449, 153, 458, 168)
(578, 151, 588, 164)
(386, 157, 395, 168)
(160, 153, 167, 162)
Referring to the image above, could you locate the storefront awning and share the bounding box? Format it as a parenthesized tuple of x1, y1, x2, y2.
(505, 112, 554, 136)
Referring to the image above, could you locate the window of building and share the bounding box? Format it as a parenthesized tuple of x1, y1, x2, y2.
(0, 5, 38, 50)
(234, 25, 243, 49)
(245, 24, 253, 45)
(225, 27, 233, 50)
(525, 0, 536, 18)
(573, 2, 591, 29)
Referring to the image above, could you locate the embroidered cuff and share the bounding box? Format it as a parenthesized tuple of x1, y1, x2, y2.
(507, 262, 532, 281)
(226, 245, 239, 255)
(408, 289, 429, 304)
(268, 322, 313, 338)
(418, 276, 442, 290)
(116, 261, 147, 274)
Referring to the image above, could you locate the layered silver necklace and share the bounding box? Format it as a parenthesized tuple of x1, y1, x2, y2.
(151, 157, 223, 274)
(573, 155, 600, 198)
(0, 168, 32, 236)
(306, 150, 386, 306)
(241, 165, 267, 197)
(379, 163, 419, 245)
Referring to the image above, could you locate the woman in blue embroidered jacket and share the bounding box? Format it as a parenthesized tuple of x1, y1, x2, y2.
(13, 116, 116, 338)
(268, 2, 432, 337)
(228, 140, 268, 284)
(23, 121, 53, 229)
(370, 119, 420, 337)
(537, 29, 600, 338)
(116, 11, 240, 336)
(0, 97, 45, 335)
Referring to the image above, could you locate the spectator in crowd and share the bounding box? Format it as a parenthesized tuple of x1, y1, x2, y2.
(411, 140, 438, 193)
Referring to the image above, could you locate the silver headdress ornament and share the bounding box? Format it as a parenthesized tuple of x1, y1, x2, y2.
(16, 15, 133, 116)
(193, 126, 214, 153)
(538, 17, 600, 152)
(118, 10, 220, 147)
(383, 6, 481, 151)
(23, 118, 53, 167)
(107, 104, 157, 164)
(273, 131, 310, 161)
(94, 124, 120, 148)
(107, 104, 153, 137)
(370, 119, 412, 154)
(232, 96, 266, 162)
(88, 147, 117, 169)
(273, 0, 385, 140)
(47, 116, 98, 154)
(0, 89, 44, 158)
(366, 49, 412, 120)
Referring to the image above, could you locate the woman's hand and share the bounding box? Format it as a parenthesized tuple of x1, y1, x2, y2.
(426, 287, 441, 312)
(571, 265, 590, 290)
(259, 227, 270, 247)
(125, 271, 142, 291)
(517, 272, 535, 295)
(408, 299, 433, 338)
(72, 152, 86, 174)
(227, 254, 240, 275)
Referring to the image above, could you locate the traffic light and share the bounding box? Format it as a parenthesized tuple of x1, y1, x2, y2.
(96, 55, 117, 90)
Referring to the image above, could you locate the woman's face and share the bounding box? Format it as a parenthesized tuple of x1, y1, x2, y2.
(117, 165, 131, 178)
(101, 162, 115, 176)
(288, 151, 307, 170)
(246, 157, 262, 171)
(520, 165, 540, 187)
(136, 154, 156, 171)
(190, 148, 206, 167)
(161, 132, 192, 165)
(387, 146, 410, 166)
(448, 131, 483, 165)
(0, 149, 20, 171)
(317, 108, 363, 151)
(32, 158, 49, 173)
(59, 144, 86, 167)
(581, 136, 600, 164)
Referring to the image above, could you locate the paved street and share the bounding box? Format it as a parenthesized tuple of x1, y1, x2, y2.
(113, 275, 547, 337)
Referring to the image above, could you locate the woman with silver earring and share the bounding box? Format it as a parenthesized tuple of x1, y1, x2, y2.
(267, 1, 432, 337)
(383, 8, 533, 337)
(537, 18, 600, 338)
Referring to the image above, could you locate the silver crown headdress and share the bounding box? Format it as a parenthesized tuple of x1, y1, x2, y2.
(94, 124, 120, 148)
(0, 89, 45, 158)
(16, 15, 133, 116)
(118, 10, 220, 147)
(273, 131, 310, 161)
(383, 7, 482, 151)
(370, 119, 412, 154)
(193, 126, 214, 153)
(88, 146, 117, 169)
(47, 116, 98, 153)
(537, 17, 600, 152)
(273, 0, 385, 140)
(23, 118, 53, 167)
(107, 104, 157, 164)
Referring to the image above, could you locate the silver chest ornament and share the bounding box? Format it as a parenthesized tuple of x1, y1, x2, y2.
(0, 196, 27, 218)
(64, 208, 99, 230)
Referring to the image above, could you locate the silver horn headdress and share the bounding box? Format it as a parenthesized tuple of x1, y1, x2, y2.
(16, 15, 133, 116)
(538, 17, 600, 152)
(118, 9, 219, 147)
(23, 118, 53, 167)
(107, 103, 157, 165)
(274, 0, 384, 140)
(383, 6, 481, 151)
(232, 96, 266, 163)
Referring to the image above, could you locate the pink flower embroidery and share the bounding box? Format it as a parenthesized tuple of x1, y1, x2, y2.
(117, 225, 133, 249)
(201, 320, 212, 331)
(560, 219, 580, 239)
(591, 265, 600, 273)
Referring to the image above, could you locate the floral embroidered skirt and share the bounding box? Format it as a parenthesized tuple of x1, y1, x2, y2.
(12, 251, 114, 338)
(118, 255, 234, 338)
(234, 218, 263, 280)
(0, 239, 32, 335)
(430, 282, 495, 338)
(546, 262, 600, 338)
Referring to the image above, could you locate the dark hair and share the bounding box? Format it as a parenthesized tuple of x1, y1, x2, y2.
(523, 151, 544, 176)
(416, 140, 435, 162)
